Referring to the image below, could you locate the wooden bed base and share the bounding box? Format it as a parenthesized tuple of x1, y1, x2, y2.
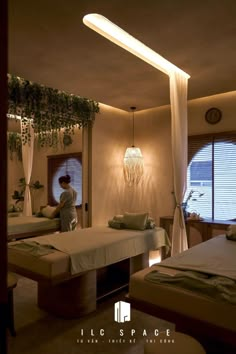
(38, 270, 97, 318)
(11, 252, 149, 319)
(127, 295, 236, 353)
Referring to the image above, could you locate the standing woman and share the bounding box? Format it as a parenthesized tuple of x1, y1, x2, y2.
(52, 174, 78, 232)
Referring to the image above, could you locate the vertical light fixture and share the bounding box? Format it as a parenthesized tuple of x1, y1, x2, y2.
(123, 107, 144, 186)
(83, 14, 190, 78)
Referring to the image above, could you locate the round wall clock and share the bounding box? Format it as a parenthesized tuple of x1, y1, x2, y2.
(205, 107, 222, 125)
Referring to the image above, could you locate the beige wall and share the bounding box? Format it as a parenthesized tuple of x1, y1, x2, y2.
(7, 90, 236, 227)
(91, 90, 236, 227)
(122, 106, 174, 222)
(91, 103, 174, 226)
(188, 90, 236, 135)
(91, 104, 129, 224)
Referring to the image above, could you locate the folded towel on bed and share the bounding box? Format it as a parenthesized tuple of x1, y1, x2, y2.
(109, 214, 156, 230)
(108, 219, 125, 229)
(8, 241, 56, 256)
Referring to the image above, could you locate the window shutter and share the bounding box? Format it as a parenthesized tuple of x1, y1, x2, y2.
(187, 137, 213, 218)
(214, 133, 236, 220)
(188, 135, 212, 163)
(186, 131, 236, 220)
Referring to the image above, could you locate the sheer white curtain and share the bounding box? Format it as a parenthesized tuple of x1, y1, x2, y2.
(21, 119, 34, 216)
(169, 71, 188, 255)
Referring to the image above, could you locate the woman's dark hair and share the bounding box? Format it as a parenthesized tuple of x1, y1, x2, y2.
(58, 174, 71, 184)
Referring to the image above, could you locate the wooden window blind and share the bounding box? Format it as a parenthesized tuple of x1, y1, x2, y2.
(47, 153, 82, 207)
(186, 131, 236, 220)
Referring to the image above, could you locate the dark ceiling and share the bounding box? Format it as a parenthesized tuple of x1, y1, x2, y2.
(8, 0, 236, 111)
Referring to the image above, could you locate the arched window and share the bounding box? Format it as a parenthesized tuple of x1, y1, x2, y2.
(185, 132, 236, 220)
(47, 153, 82, 206)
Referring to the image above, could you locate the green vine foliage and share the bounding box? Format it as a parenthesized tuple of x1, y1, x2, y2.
(8, 74, 100, 148)
(8, 132, 22, 161)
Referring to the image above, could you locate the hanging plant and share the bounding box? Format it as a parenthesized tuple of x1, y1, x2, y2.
(8, 132, 22, 161)
(8, 74, 100, 149)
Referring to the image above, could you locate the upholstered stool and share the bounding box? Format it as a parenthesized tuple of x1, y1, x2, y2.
(144, 331, 206, 354)
(7, 272, 18, 336)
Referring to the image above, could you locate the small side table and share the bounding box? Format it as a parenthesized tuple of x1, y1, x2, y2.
(7, 272, 18, 336)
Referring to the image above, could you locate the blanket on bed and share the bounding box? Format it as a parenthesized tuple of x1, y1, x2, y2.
(145, 235, 236, 305)
(145, 269, 236, 304)
(9, 226, 170, 275)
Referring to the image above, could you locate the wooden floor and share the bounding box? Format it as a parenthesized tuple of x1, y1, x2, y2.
(8, 276, 174, 354)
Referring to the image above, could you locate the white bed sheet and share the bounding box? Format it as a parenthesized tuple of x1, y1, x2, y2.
(160, 234, 236, 280)
(12, 226, 170, 275)
(8, 215, 60, 236)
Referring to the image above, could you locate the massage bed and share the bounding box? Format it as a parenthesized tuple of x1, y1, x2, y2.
(8, 215, 61, 241)
(8, 225, 170, 318)
(128, 234, 236, 350)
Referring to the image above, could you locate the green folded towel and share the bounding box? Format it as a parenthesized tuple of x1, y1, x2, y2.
(226, 234, 236, 241)
(108, 220, 125, 229)
(9, 241, 56, 256)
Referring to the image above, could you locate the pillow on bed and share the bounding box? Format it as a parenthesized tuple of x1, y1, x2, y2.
(112, 214, 155, 229)
(123, 212, 149, 230)
(41, 205, 57, 218)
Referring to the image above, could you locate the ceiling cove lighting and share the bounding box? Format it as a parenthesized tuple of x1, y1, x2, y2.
(83, 13, 190, 78)
(123, 107, 144, 186)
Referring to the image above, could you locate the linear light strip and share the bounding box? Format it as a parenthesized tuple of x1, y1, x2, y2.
(7, 114, 21, 120)
(83, 14, 190, 79)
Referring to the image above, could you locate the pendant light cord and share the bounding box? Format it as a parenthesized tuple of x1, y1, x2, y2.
(130, 106, 136, 147)
(132, 110, 134, 147)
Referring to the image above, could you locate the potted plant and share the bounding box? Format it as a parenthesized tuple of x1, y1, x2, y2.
(182, 190, 204, 219)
